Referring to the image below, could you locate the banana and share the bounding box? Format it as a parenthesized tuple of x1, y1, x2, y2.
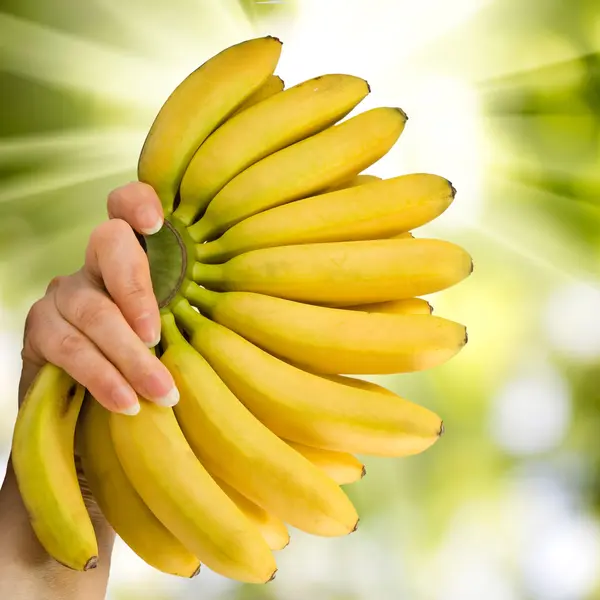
(213, 476, 290, 551)
(138, 36, 282, 214)
(11, 364, 97, 571)
(194, 174, 454, 263)
(187, 107, 408, 242)
(109, 398, 276, 583)
(346, 298, 433, 315)
(327, 174, 382, 191)
(392, 231, 414, 239)
(159, 311, 358, 537)
(285, 441, 365, 485)
(184, 283, 466, 374)
(193, 238, 473, 305)
(172, 298, 443, 457)
(230, 74, 285, 117)
(176, 74, 370, 225)
(78, 397, 201, 577)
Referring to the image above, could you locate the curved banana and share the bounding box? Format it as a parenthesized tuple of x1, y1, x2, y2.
(138, 36, 282, 214)
(184, 283, 466, 374)
(177, 74, 370, 225)
(193, 238, 473, 305)
(326, 173, 382, 191)
(195, 174, 454, 263)
(285, 441, 365, 485)
(230, 74, 285, 117)
(11, 364, 97, 571)
(346, 298, 433, 315)
(188, 107, 408, 242)
(159, 312, 358, 537)
(213, 476, 290, 551)
(78, 398, 201, 577)
(109, 398, 276, 583)
(172, 298, 443, 457)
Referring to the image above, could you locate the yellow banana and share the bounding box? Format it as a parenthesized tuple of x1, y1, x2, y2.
(345, 298, 432, 315)
(193, 238, 473, 305)
(78, 398, 201, 577)
(195, 174, 454, 263)
(184, 283, 466, 374)
(138, 36, 282, 214)
(285, 441, 365, 485)
(177, 74, 370, 225)
(188, 107, 408, 242)
(159, 312, 358, 537)
(109, 398, 276, 583)
(327, 174, 382, 190)
(230, 74, 285, 117)
(11, 364, 97, 571)
(172, 298, 443, 457)
(213, 476, 290, 551)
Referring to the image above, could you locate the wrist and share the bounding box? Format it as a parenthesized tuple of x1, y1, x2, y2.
(0, 458, 115, 600)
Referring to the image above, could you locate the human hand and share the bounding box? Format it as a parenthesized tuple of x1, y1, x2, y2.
(0, 182, 179, 600)
(19, 181, 179, 414)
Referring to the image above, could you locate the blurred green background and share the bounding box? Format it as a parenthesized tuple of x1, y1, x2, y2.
(2, 0, 600, 598)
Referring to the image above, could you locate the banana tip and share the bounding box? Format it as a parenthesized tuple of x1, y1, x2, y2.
(463, 329, 469, 346)
(351, 518, 360, 534)
(438, 421, 445, 437)
(190, 565, 202, 578)
(84, 556, 99, 571)
(266, 35, 283, 45)
(396, 107, 408, 121)
(267, 569, 278, 583)
(361, 465, 367, 478)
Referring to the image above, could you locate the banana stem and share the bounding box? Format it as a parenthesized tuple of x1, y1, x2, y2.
(171, 298, 210, 336)
(160, 311, 187, 349)
(181, 281, 219, 314)
(192, 262, 223, 288)
(188, 216, 217, 243)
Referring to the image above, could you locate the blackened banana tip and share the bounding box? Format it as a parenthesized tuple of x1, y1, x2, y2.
(361, 465, 367, 478)
(352, 518, 360, 533)
(191, 565, 202, 578)
(365, 80, 372, 94)
(84, 556, 99, 571)
(267, 569, 278, 583)
(396, 107, 409, 121)
(266, 35, 283, 45)
(438, 421, 445, 437)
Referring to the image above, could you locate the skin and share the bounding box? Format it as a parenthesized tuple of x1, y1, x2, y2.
(0, 182, 177, 600)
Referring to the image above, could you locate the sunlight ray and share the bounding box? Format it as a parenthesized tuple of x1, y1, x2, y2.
(0, 162, 134, 206)
(275, 0, 493, 85)
(0, 129, 145, 167)
(93, 0, 255, 72)
(477, 52, 596, 95)
(0, 12, 173, 108)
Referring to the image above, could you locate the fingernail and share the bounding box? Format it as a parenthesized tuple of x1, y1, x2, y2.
(138, 206, 163, 235)
(113, 386, 140, 415)
(145, 367, 179, 406)
(155, 386, 180, 407)
(136, 313, 160, 348)
(121, 402, 141, 416)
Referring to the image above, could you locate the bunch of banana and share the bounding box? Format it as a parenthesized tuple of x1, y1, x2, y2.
(11, 35, 473, 583)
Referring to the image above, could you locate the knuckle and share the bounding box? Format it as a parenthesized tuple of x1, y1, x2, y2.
(55, 330, 85, 359)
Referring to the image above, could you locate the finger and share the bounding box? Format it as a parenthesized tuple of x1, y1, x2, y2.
(23, 296, 140, 414)
(53, 273, 178, 407)
(84, 219, 160, 347)
(107, 182, 163, 235)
